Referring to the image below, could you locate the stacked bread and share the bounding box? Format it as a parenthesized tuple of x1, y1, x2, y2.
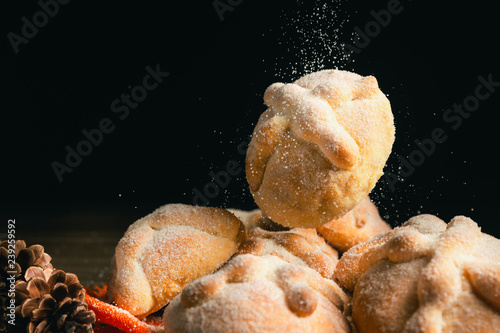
(106, 70, 500, 332)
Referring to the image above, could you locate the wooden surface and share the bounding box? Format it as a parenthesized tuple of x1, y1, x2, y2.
(8, 206, 142, 287)
(22, 229, 122, 286)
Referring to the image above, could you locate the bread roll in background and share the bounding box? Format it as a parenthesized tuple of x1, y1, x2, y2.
(317, 196, 391, 252)
(237, 227, 338, 279)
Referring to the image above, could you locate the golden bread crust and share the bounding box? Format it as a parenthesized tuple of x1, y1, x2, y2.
(246, 70, 395, 228)
(163, 254, 351, 333)
(237, 227, 339, 279)
(334, 214, 500, 333)
(106, 204, 246, 318)
(317, 196, 391, 252)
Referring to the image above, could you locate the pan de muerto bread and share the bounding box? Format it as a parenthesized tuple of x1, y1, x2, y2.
(106, 204, 246, 318)
(246, 69, 395, 228)
(163, 254, 351, 333)
(335, 214, 500, 333)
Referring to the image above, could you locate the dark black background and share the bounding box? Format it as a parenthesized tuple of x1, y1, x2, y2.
(1, 0, 499, 237)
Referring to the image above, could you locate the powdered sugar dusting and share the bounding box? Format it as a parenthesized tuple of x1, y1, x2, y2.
(335, 214, 500, 332)
(107, 204, 246, 318)
(272, 0, 352, 81)
(164, 255, 350, 333)
(246, 69, 395, 227)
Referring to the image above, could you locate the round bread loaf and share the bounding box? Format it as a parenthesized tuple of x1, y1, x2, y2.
(163, 254, 351, 333)
(335, 214, 500, 333)
(246, 69, 395, 228)
(106, 204, 246, 318)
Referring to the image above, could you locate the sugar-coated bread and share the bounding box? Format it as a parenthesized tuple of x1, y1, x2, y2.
(106, 204, 246, 318)
(246, 69, 395, 228)
(163, 254, 351, 333)
(237, 227, 338, 279)
(335, 214, 500, 333)
(317, 196, 391, 252)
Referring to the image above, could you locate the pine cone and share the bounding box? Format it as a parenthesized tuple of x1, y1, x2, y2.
(16, 267, 95, 333)
(1, 240, 54, 332)
(0, 240, 53, 282)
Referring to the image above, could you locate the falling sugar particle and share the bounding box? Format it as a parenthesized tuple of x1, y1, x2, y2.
(273, 0, 352, 81)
